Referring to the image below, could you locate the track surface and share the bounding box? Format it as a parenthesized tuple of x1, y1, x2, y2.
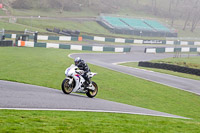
(0, 80, 187, 119)
(70, 52, 200, 95)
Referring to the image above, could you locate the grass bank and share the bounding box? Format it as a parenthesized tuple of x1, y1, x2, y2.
(151, 56, 200, 69)
(0, 19, 46, 32)
(0, 110, 200, 133)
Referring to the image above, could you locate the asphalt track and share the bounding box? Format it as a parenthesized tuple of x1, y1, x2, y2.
(0, 80, 188, 119)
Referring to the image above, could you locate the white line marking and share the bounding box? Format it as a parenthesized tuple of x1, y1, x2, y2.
(113, 62, 155, 72)
(0, 108, 189, 119)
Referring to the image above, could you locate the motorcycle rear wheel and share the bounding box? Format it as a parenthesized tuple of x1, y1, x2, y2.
(86, 81, 98, 98)
(62, 79, 73, 94)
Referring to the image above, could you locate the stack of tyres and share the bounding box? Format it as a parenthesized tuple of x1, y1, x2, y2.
(138, 61, 200, 76)
(0, 40, 13, 47)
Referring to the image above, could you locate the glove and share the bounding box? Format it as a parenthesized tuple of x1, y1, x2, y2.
(76, 70, 84, 75)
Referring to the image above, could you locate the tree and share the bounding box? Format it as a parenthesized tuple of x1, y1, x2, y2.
(190, 0, 200, 32)
(168, 0, 173, 15)
(168, 0, 174, 26)
(151, 0, 157, 15)
(11, 0, 32, 9)
(182, 0, 199, 30)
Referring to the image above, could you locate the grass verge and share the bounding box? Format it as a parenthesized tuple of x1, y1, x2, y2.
(0, 19, 46, 32)
(11, 9, 97, 17)
(151, 56, 200, 69)
(120, 57, 200, 81)
(0, 110, 200, 133)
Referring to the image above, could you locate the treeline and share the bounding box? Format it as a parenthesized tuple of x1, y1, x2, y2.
(10, 0, 120, 13)
(1, 0, 200, 32)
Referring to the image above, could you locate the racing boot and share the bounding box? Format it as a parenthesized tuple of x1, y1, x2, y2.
(83, 80, 90, 88)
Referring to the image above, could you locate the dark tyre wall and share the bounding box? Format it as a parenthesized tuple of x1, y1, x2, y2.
(138, 61, 200, 76)
(0, 41, 13, 47)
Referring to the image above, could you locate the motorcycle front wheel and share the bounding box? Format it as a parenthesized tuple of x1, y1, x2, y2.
(62, 79, 73, 94)
(86, 81, 98, 98)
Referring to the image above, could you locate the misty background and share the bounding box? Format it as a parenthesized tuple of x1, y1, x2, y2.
(1, 0, 200, 34)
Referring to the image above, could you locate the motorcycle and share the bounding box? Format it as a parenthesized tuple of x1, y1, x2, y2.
(61, 64, 98, 98)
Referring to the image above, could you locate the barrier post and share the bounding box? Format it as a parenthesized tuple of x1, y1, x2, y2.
(0, 28, 5, 41)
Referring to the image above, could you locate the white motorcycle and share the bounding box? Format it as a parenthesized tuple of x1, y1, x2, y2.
(61, 64, 98, 98)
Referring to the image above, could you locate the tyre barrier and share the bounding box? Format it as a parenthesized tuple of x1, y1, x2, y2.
(0, 40, 13, 47)
(53, 28, 61, 34)
(46, 28, 80, 37)
(46, 28, 53, 32)
(138, 61, 200, 76)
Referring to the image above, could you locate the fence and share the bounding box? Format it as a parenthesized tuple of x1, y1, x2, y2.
(5, 33, 200, 46)
(145, 47, 200, 53)
(17, 41, 131, 53)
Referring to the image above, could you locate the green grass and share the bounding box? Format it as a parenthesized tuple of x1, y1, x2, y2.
(0, 110, 200, 133)
(0, 47, 200, 132)
(11, 9, 97, 17)
(0, 19, 46, 32)
(0, 10, 5, 16)
(16, 18, 111, 35)
(120, 56, 200, 81)
(151, 56, 200, 69)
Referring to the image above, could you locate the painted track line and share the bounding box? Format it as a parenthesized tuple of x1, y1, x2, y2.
(0, 108, 190, 119)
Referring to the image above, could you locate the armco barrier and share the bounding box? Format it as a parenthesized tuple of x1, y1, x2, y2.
(145, 47, 200, 53)
(0, 40, 13, 46)
(17, 41, 131, 53)
(5, 34, 200, 45)
(138, 61, 200, 76)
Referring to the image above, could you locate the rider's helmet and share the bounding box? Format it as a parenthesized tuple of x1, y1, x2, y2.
(74, 57, 81, 66)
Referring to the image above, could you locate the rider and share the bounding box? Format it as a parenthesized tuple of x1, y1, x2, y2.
(74, 57, 91, 87)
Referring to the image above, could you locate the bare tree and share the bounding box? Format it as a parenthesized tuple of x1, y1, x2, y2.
(2, 0, 17, 15)
(168, 0, 173, 14)
(168, 0, 174, 26)
(151, 0, 157, 15)
(169, 0, 181, 26)
(191, 15, 200, 32)
(182, 0, 199, 30)
(56, 0, 70, 13)
(190, 0, 200, 32)
(183, 10, 192, 30)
